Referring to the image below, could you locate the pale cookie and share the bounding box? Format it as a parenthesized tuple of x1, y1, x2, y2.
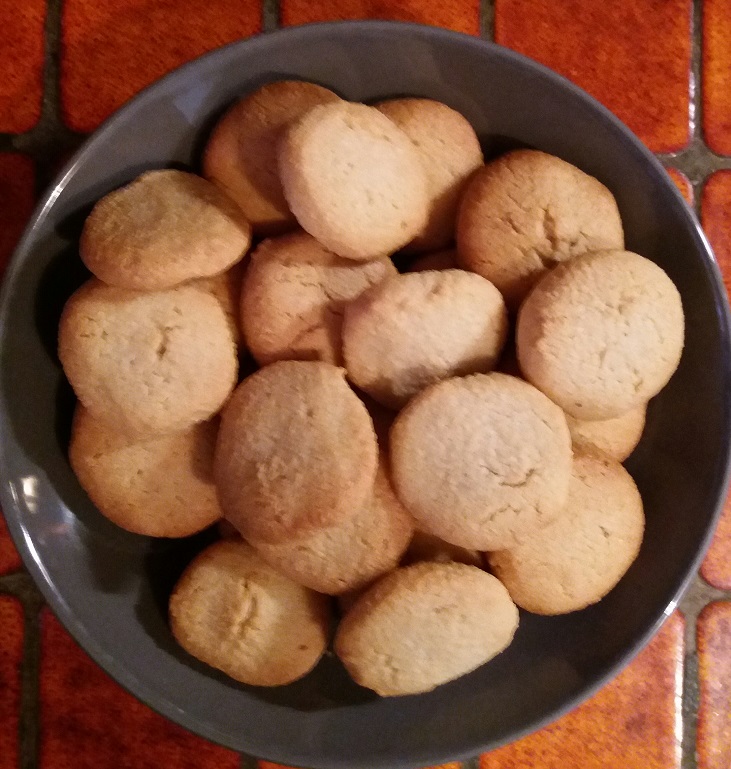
(457, 150, 624, 307)
(390, 373, 572, 550)
(80, 169, 251, 291)
(375, 98, 483, 252)
(488, 450, 645, 614)
(402, 530, 483, 568)
(408, 249, 458, 272)
(334, 562, 518, 696)
(278, 101, 429, 260)
(566, 404, 647, 462)
(240, 230, 396, 366)
(192, 260, 245, 346)
(251, 460, 414, 594)
(169, 540, 330, 686)
(516, 250, 685, 420)
(58, 280, 238, 436)
(343, 270, 508, 409)
(214, 360, 378, 544)
(203, 80, 340, 235)
(69, 405, 222, 537)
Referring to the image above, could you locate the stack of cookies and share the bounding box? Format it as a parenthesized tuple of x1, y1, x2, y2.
(58, 80, 685, 697)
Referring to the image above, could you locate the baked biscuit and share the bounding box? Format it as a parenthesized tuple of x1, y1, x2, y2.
(214, 360, 378, 543)
(343, 270, 508, 408)
(69, 405, 222, 537)
(488, 450, 645, 614)
(517, 250, 684, 420)
(203, 80, 340, 235)
(80, 169, 251, 291)
(402, 530, 483, 568)
(278, 101, 429, 260)
(391, 373, 572, 550)
(251, 461, 414, 594)
(408, 249, 458, 272)
(192, 260, 245, 346)
(240, 231, 396, 366)
(58, 280, 238, 436)
(334, 562, 518, 696)
(566, 405, 647, 462)
(169, 540, 330, 686)
(375, 98, 483, 252)
(457, 150, 623, 307)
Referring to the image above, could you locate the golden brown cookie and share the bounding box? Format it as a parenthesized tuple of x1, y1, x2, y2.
(334, 562, 518, 696)
(457, 150, 624, 307)
(58, 279, 238, 436)
(566, 405, 647, 462)
(69, 405, 222, 537)
(402, 530, 483, 568)
(80, 169, 251, 291)
(192, 260, 245, 346)
(240, 230, 396, 366)
(343, 270, 508, 408)
(516, 250, 685, 420)
(390, 373, 572, 550)
(374, 98, 483, 252)
(169, 540, 330, 686)
(278, 101, 429, 260)
(203, 80, 341, 235)
(488, 450, 645, 614)
(408, 249, 458, 272)
(251, 460, 414, 594)
(214, 360, 378, 544)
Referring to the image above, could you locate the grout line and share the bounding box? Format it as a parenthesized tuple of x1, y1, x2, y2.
(680, 652, 700, 769)
(19, 596, 44, 769)
(261, 0, 279, 33)
(462, 755, 481, 769)
(480, 0, 495, 41)
(240, 752, 260, 769)
(690, 0, 703, 146)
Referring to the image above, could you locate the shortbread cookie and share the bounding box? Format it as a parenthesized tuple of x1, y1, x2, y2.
(193, 260, 245, 346)
(170, 540, 330, 686)
(203, 80, 340, 235)
(80, 169, 251, 291)
(402, 530, 483, 568)
(391, 373, 572, 550)
(251, 461, 414, 594)
(517, 250, 684, 420)
(343, 270, 508, 408)
(375, 98, 483, 252)
(488, 450, 645, 614)
(69, 405, 222, 537)
(457, 150, 623, 306)
(240, 231, 396, 365)
(214, 360, 378, 543)
(278, 101, 429, 260)
(408, 249, 458, 272)
(566, 405, 647, 462)
(334, 562, 518, 696)
(58, 280, 238, 436)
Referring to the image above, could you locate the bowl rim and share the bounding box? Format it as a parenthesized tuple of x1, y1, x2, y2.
(2, 19, 731, 768)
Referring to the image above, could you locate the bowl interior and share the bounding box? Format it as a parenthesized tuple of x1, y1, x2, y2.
(1, 21, 729, 769)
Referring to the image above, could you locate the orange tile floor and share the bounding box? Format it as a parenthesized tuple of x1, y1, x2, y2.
(0, 1, 730, 768)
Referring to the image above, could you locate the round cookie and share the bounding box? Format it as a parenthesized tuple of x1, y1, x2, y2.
(457, 150, 624, 307)
(488, 450, 645, 615)
(240, 230, 396, 366)
(214, 360, 378, 544)
(203, 80, 340, 236)
(192, 260, 245, 346)
(169, 540, 330, 686)
(343, 270, 508, 409)
(334, 562, 518, 696)
(251, 461, 414, 594)
(402, 530, 483, 568)
(278, 101, 429, 260)
(408, 249, 458, 272)
(516, 250, 685, 420)
(69, 405, 222, 537)
(58, 280, 238, 436)
(566, 404, 647, 462)
(80, 169, 251, 291)
(375, 98, 483, 252)
(390, 372, 572, 550)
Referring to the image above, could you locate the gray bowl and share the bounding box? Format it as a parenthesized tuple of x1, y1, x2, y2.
(1, 21, 729, 769)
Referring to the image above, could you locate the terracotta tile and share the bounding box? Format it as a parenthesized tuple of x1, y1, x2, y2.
(698, 602, 731, 769)
(60, 0, 261, 132)
(494, 0, 691, 153)
(281, 0, 479, 36)
(0, 154, 35, 277)
(39, 609, 240, 769)
(481, 612, 684, 769)
(666, 168, 693, 206)
(0, 513, 22, 577)
(0, 0, 46, 132)
(0, 597, 23, 769)
(703, 0, 731, 155)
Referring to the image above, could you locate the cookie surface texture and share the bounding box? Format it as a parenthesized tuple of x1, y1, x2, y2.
(566, 405, 647, 461)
